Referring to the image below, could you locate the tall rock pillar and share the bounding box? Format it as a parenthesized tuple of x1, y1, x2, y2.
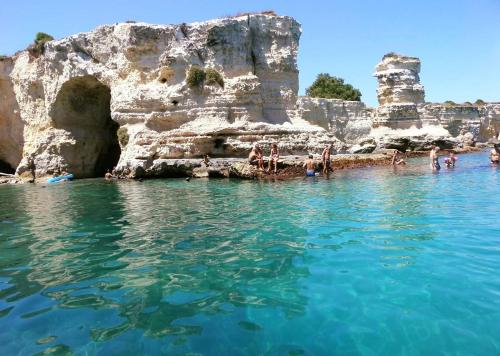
(373, 53, 425, 128)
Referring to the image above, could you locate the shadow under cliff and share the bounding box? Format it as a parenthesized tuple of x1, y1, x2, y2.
(51, 75, 121, 177)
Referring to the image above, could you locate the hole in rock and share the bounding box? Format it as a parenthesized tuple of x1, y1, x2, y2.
(214, 138, 225, 149)
(0, 78, 23, 174)
(51, 76, 121, 178)
(0, 159, 15, 174)
(171, 100, 178, 106)
(160, 78, 167, 84)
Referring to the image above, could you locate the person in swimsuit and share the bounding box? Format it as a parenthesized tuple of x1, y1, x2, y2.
(268, 143, 279, 174)
(201, 154, 211, 167)
(322, 144, 333, 174)
(444, 151, 457, 168)
(430, 146, 441, 171)
(248, 144, 264, 170)
(491, 145, 500, 164)
(304, 155, 316, 177)
(391, 150, 406, 165)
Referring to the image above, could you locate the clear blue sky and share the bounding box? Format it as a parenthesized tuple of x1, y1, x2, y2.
(1, 0, 499, 106)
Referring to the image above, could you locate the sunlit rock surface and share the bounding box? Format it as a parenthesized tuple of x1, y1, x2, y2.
(0, 16, 499, 180)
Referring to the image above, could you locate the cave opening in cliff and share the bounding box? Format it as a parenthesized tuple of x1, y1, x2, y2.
(0, 159, 15, 174)
(0, 78, 23, 175)
(51, 76, 121, 178)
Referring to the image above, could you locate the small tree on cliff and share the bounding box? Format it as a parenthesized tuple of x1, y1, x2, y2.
(28, 32, 54, 57)
(306, 74, 362, 101)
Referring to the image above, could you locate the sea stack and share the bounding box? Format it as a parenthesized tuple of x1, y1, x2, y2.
(373, 53, 425, 128)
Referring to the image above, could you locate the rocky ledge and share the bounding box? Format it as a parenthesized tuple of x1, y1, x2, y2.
(113, 153, 392, 180)
(1, 15, 499, 182)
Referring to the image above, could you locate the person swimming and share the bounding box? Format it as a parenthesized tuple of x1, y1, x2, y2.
(490, 144, 500, 164)
(444, 151, 457, 168)
(430, 146, 441, 171)
(391, 150, 406, 165)
(304, 154, 316, 177)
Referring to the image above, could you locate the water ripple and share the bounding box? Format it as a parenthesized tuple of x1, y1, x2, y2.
(0, 152, 499, 355)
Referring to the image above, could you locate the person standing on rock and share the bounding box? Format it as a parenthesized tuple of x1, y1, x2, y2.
(268, 143, 279, 174)
(321, 144, 333, 174)
(248, 144, 264, 170)
(430, 146, 441, 171)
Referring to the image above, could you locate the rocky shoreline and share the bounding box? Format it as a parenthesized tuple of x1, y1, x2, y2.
(1, 14, 499, 180)
(0, 146, 486, 185)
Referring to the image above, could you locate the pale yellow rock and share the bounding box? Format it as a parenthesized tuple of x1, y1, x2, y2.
(1, 22, 500, 179)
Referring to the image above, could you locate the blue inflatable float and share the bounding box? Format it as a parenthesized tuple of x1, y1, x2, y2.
(47, 174, 74, 183)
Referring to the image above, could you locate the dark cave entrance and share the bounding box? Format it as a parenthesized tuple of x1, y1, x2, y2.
(51, 76, 121, 178)
(0, 159, 15, 175)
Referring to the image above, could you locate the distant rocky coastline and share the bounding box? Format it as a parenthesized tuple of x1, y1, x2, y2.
(0, 13, 498, 182)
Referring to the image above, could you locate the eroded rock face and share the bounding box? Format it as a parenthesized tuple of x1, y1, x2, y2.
(1, 20, 499, 180)
(295, 97, 373, 143)
(373, 53, 425, 129)
(372, 53, 500, 144)
(374, 53, 425, 105)
(419, 103, 500, 141)
(0, 58, 23, 173)
(2, 14, 313, 178)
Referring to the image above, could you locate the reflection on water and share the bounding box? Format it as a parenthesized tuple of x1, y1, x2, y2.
(0, 151, 499, 355)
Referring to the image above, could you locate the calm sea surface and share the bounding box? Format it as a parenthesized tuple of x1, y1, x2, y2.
(0, 151, 499, 355)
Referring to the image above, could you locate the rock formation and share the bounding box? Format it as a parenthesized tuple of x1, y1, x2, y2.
(373, 53, 425, 128)
(0, 15, 499, 180)
(2, 14, 323, 179)
(371, 53, 500, 150)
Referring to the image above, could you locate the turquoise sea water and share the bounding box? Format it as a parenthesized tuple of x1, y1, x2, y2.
(0, 151, 499, 355)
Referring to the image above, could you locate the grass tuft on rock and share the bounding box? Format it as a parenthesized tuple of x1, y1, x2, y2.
(28, 32, 54, 57)
(186, 66, 206, 88)
(117, 127, 129, 147)
(205, 68, 224, 88)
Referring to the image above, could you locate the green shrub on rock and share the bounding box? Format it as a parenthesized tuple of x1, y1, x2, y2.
(34, 32, 54, 53)
(117, 127, 129, 147)
(306, 74, 361, 101)
(475, 99, 486, 106)
(444, 100, 456, 107)
(187, 66, 206, 88)
(205, 68, 224, 88)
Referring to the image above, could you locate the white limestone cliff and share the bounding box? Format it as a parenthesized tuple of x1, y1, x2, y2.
(372, 53, 500, 149)
(2, 14, 332, 178)
(1, 17, 499, 180)
(373, 53, 424, 129)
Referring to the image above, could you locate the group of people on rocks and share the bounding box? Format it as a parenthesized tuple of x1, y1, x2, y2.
(248, 143, 333, 177)
(99, 141, 500, 180)
(248, 143, 335, 176)
(248, 142, 500, 177)
(248, 143, 280, 174)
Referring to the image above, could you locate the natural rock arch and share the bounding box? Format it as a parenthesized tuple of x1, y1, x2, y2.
(51, 76, 121, 178)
